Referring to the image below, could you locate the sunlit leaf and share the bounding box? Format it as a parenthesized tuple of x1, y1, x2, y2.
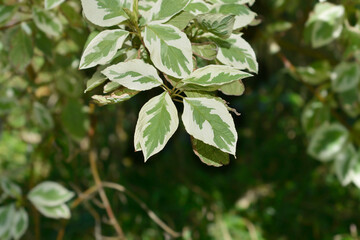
(144, 23, 193, 78)
(102, 59, 163, 91)
(134, 92, 179, 161)
(79, 29, 129, 69)
(80, 0, 132, 27)
(182, 97, 237, 155)
(28, 181, 75, 207)
(308, 123, 349, 162)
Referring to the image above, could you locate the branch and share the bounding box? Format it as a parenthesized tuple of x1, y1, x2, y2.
(102, 182, 181, 238)
(89, 104, 127, 240)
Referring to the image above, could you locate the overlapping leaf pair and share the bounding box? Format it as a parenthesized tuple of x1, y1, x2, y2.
(80, 0, 258, 165)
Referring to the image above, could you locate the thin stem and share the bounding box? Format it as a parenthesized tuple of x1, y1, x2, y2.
(172, 94, 184, 99)
(102, 182, 181, 238)
(71, 185, 99, 209)
(162, 84, 172, 93)
(89, 104, 126, 240)
(173, 99, 183, 103)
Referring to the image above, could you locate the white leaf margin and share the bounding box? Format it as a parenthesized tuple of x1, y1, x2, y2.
(182, 97, 237, 155)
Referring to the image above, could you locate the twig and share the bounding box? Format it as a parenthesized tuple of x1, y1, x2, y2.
(71, 185, 99, 209)
(243, 218, 258, 240)
(89, 104, 127, 240)
(102, 182, 181, 238)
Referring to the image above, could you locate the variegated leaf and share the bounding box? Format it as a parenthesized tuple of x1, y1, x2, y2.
(301, 100, 330, 135)
(210, 3, 256, 29)
(165, 11, 194, 30)
(144, 23, 193, 78)
(33, 7, 63, 38)
(0, 5, 17, 27)
(212, 34, 258, 73)
(196, 13, 235, 39)
(182, 65, 251, 87)
(0, 204, 15, 237)
(331, 62, 360, 93)
(184, 0, 211, 15)
(92, 87, 139, 106)
(308, 123, 349, 162)
(27, 181, 74, 207)
(182, 97, 237, 155)
(1, 179, 22, 199)
(219, 80, 245, 96)
(104, 81, 121, 93)
(191, 137, 230, 167)
(80, 0, 132, 27)
(11, 208, 28, 240)
(139, 0, 156, 16)
(218, 0, 255, 4)
(45, 0, 65, 10)
(306, 2, 344, 48)
(134, 92, 179, 161)
(192, 42, 218, 60)
(84, 69, 107, 93)
(35, 204, 71, 219)
(102, 59, 163, 91)
(145, 0, 191, 23)
(79, 29, 129, 69)
(334, 144, 357, 186)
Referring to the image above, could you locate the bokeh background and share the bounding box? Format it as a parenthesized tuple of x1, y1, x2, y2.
(1, 0, 360, 239)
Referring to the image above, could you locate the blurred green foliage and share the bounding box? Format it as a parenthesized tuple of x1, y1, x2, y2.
(1, 0, 360, 239)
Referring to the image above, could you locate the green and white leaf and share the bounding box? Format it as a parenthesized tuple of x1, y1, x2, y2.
(331, 62, 360, 93)
(219, 80, 245, 96)
(84, 69, 107, 93)
(212, 34, 258, 73)
(334, 144, 357, 186)
(217, 0, 255, 5)
(296, 61, 331, 85)
(139, 0, 156, 16)
(165, 11, 194, 30)
(35, 204, 71, 219)
(182, 97, 237, 155)
(210, 4, 256, 29)
(92, 87, 139, 106)
(11, 208, 28, 240)
(104, 81, 121, 93)
(301, 100, 330, 134)
(32, 102, 54, 130)
(144, 23, 193, 78)
(0, 5, 17, 27)
(79, 29, 129, 69)
(192, 137, 230, 167)
(0, 204, 15, 237)
(348, 157, 360, 189)
(184, 0, 211, 15)
(192, 42, 218, 60)
(33, 7, 63, 38)
(134, 92, 179, 161)
(183, 65, 251, 87)
(27, 181, 75, 207)
(102, 59, 163, 91)
(306, 2, 345, 48)
(1, 179, 22, 199)
(144, 0, 191, 23)
(338, 88, 360, 118)
(196, 13, 235, 39)
(45, 0, 65, 10)
(9, 26, 33, 71)
(308, 123, 349, 162)
(80, 0, 132, 27)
